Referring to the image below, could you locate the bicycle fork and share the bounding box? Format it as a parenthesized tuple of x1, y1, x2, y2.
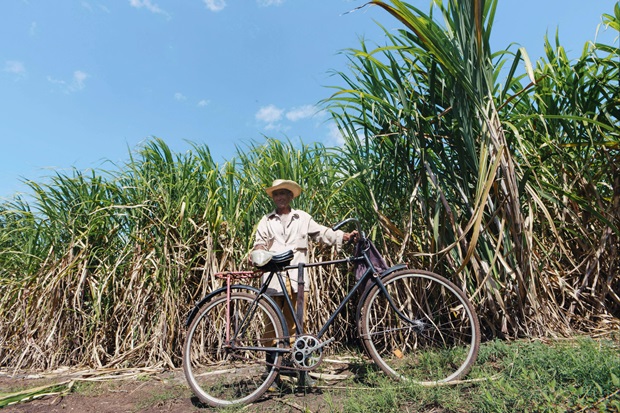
(372, 273, 422, 330)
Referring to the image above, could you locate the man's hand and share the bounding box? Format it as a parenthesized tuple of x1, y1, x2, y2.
(343, 230, 359, 244)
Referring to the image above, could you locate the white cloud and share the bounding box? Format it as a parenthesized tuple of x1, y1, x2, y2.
(71, 70, 88, 91)
(83, 2, 111, 13)
(203, 0, 226, 12)
(256, 104, 284, 123)
(129, 0, 169, 17)
(326, 122, 346, 147)
(174, 92, 187, 101)
(202, 0, 282, 12)
(29, 22, 37, 36)
(257, 0, 284, 6)
(197, 99, 210, 107)
(47, 70, 89, 93)
(285, 104, 317, 122)
(47, 76, 65, 86)
(4, 60, 26, 76)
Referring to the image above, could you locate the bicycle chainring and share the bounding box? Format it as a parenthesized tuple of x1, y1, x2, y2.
(291, 335, 324, 370)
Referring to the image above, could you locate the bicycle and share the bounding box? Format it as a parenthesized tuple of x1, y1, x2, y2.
(183, 217, 481, 407)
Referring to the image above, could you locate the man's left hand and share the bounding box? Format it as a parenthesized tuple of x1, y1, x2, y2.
(343, 230, 359, 244)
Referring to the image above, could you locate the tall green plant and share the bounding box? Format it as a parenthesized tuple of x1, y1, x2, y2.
(0, 137, 364, 369)
(327, 0, 524, 334)
(326, 0, 619, 336)
(502, 5, 620, 326)
(0, 2, 617, 372)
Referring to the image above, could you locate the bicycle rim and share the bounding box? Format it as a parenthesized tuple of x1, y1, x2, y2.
(360, 270, 480, 384)
(183, 292, 285, 407)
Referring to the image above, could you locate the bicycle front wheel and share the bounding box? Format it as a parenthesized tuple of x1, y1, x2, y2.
(359, 269, 480, 384)
(183, 291, 285, 407)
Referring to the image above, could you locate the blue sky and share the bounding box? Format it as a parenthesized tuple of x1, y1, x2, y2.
(1, 0, 618, 200)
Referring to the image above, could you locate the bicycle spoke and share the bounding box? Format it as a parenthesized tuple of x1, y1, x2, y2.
(183, 292, 285, 407)
(360, 270, 480, 384)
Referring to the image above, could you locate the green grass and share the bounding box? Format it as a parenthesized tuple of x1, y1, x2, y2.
(2, 336, 618, 412)
(334, 336, 620, 413)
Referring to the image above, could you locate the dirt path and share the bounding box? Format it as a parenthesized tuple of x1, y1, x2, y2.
(0, 367, 354, 413)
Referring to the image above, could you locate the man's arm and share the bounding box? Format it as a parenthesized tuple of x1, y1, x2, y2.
(252, 216, 272, 250)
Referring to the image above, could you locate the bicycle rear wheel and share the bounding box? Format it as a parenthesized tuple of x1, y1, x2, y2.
(183, 291, 285, 407)
(359, 269, 480, 384)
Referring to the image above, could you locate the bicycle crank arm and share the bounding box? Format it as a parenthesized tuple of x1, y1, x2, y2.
(310, 336, 335, 352)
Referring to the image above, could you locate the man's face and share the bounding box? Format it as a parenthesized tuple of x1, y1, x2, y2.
(271, 189, 293, 209)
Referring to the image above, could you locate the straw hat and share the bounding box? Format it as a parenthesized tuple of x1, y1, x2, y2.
(265, 179, 302, 198)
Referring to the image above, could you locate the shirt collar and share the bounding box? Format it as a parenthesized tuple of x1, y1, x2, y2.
(267, 208, 300, 220)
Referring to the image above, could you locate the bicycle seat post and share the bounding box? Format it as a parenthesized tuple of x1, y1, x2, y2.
(295, 262, 305, 335)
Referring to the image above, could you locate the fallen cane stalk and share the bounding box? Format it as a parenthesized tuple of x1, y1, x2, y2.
(0, 380, 74, 408)
(417, 374, 503, 387)
(275, 397, 314, 413)
(315, 374, 502, 390)
(0, 367, 164, 408)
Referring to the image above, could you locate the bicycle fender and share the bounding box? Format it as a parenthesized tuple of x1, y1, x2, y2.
(381, 263, 407, 276)
(184, 285, 289, 338)
(354, 264, 408, 323)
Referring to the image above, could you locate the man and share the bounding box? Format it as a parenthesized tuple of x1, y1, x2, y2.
(252, 179, 357, 331)
(251, 179, 357, 386)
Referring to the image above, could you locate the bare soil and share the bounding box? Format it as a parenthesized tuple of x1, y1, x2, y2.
(0, 365, 358, 413)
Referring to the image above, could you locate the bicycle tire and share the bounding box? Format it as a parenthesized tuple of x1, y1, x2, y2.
(359, 269, 480, 384)
(183, 291, 285, 407)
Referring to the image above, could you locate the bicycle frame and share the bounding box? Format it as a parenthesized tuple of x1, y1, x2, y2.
(217, 239, 407, 356)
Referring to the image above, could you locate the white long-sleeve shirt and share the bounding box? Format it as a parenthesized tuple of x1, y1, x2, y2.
(253, 208, 344, 295)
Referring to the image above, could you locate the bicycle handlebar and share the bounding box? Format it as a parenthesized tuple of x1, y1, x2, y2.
(332, 217, 362, 236)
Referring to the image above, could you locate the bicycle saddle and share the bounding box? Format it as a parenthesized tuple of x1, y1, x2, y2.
(251, 249, 294, 271)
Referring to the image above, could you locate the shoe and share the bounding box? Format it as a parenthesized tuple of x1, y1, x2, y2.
(298, 372, 316, 387)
